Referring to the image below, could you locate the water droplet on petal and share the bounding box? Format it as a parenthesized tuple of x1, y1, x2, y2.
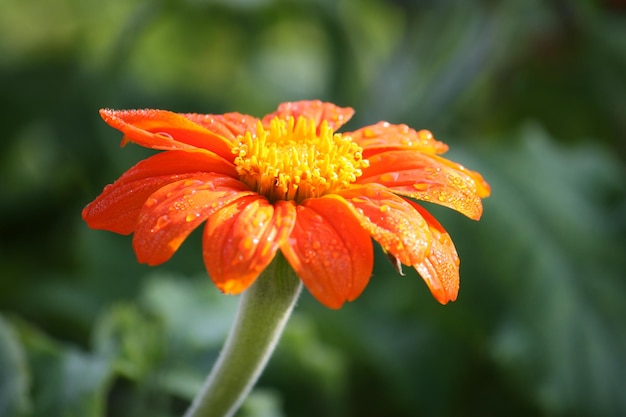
(309, 214, 324, 224)
(156, 132, 174, 140)
(185, 213, 199, 222)
(152, 214, 170, 232)
(380, 172, 399, 182)
(380, 204, 390, 213)
(417, 130, 433, 140)
(413, 183, 429, 191)
(363, 128, 376, 138)
(239, 236, 255, 251)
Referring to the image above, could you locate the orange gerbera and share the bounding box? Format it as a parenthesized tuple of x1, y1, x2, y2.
(82, 100, 490, 309)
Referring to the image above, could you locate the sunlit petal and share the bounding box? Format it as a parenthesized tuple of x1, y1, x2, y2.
(132, 175, 254, 265)
(203, 197, 297, 295)
(337, 186, 432, 266)
(82, 150, 237, 234)
(100, 109, 235, 161)
(183, 112, 259, 142)
(359, 150, 487, 220)
(407, 200, 460, 304)
(262, 100, 355, 132)
(281, 196, 373, 309)
(83, 173, 198, 235)
(347, 122, 449, 157)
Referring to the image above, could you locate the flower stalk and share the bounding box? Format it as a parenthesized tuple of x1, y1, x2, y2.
(183, 253, 302, 417)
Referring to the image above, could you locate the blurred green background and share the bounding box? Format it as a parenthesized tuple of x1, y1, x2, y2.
(1, 0, 625, 416)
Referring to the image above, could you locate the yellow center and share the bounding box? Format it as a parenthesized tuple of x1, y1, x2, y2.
(233, 116, 369, 203)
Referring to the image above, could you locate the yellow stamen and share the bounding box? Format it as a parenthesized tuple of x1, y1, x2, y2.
(233, 116, 369, 203)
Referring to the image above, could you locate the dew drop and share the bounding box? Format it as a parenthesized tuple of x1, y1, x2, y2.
(363, 128, 376, 138)
(413, 183, 429, 191)
(380, 172, 399, 182)
(380, 204, 391, 213)
(309, 214, 324, 224)
(185, 213, 199, 222)
(239, 236, 255, 251)
(152, 215, 170, 232)
(312, 241, 321, 250)
(417, 130, 433, 140)
(156, 132, 174, 140)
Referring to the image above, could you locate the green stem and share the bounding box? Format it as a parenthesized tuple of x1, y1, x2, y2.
(183, 253, 302, 417)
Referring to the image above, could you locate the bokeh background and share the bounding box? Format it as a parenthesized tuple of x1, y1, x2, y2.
(1, 0, 625, 416)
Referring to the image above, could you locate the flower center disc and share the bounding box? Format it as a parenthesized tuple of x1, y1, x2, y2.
(233, 116, 368, 203)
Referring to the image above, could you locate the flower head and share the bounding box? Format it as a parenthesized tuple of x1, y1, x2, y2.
(83, 100, 490, 308)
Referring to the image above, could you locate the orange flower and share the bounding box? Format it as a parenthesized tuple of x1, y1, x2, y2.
(83, 100, 490, 309)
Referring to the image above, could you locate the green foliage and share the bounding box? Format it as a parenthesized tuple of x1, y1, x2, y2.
(0, 317, 30, 417)
(1, 0, 625, 416)
(1, 316, 112, 417)
(469, 126, 626, 416)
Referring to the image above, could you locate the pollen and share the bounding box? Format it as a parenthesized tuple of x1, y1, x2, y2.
(233, 116, 369, 202)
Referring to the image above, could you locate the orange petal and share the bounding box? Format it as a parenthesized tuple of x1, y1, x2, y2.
(132, 175, 254, 265)
(182, 112, 259, 141)
(407, 200, 460, 304)
(262, 100, 355, 132)
(337, 186, 432, 266)
(83, 173, 198, 235)
(434, 154, 491, 199)
(280, 196, 373, 309)
(100, 109, 235, 161)
(82, 150, 237, 234)
(347, 122, 449, 157)
(203, 197, 297, 295)
(358, 150, 487, 220)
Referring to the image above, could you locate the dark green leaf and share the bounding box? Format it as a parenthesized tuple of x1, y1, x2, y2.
(9, 318, 112, 417)
(0, 316, 30, 417)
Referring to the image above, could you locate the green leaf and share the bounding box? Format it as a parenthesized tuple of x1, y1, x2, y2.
(458, 125, 626, 416)
(140, 273, 238, 350)
(92, 303, 164, 381)
(0, 316, 30, 417)
(9, 317, 112, 417)
(236, 389, 285, 417)
(267, 313, 347, 417)
(138, 273, 238, 399)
